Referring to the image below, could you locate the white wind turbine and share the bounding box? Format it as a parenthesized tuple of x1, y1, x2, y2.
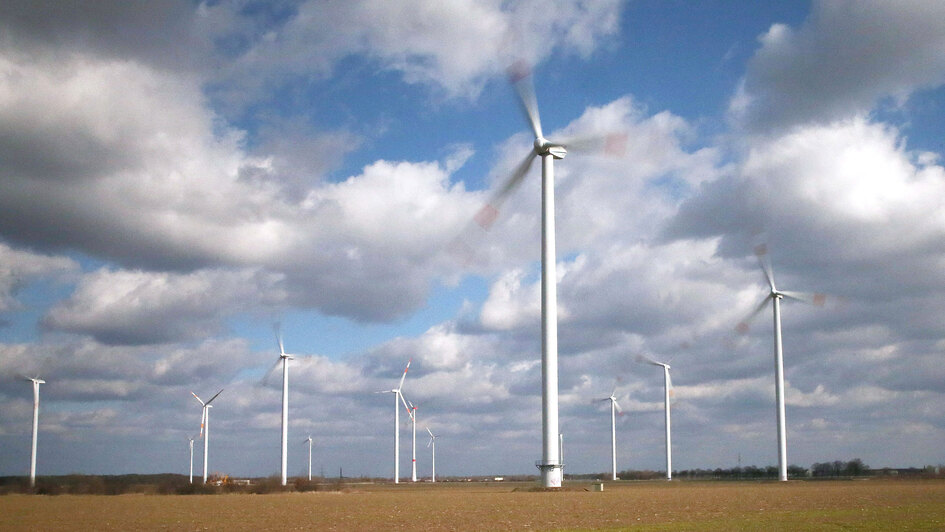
(266, 324, 298, 487)
(303, 435, 314, 481)
(406, 399, 418, 482)
(192, 389, 223, 484)
(469, 62, 625, 488)
(597, 382, 623, 481)
(22, 376, 45, 488)
(737, 244, 825, 482)
(188, 436, 195, 484)
(637, 354, 676, 481)
(376, 359, 410, 484)
(426, 427, 437, 482)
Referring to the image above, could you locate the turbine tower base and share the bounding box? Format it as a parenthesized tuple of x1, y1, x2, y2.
(536, 460, 564, 488)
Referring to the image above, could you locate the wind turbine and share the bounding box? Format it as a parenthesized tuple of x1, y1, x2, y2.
(737, 244, 825, 482)
(376, 359, 410, 483)
(267, 324, 298, 487)
(637, 354, 675, 481)
(303, 435, 314, 481)
(406, 399, 418, 482)
(192, 389, 223, 484)
(188, 436, 195, 484)
(471, 62, 625, 488)
(597, 382, 623, 481)
(426, 427, 437, 482)
(22, 376, 45, 488)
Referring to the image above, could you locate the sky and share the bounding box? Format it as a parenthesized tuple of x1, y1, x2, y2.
(1, 0, 944, 480)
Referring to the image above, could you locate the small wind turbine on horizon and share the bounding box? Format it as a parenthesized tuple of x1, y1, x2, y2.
(376, 359, 410, 484)
(265, 323, 298, 487)
(303, 435, 314, 481)
(467, 60, 626, 488)
(637, 354, 676, 481)
(426, 427, 437, 482)
(597, 382, 623, 481)
(737, 243, 826, 482)
(191, 389, 223, 484)
(21, 376, 45, 488)
(406, 399, 418, 482)
(188, 436, 195, 484)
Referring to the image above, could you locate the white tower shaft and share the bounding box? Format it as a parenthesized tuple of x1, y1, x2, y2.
(773, 295, 788, 481)
(663, 366, 672, 481)
(431, 440, 436, 482)
(611, 399, 617, 481)
(539, 153, 562, 488)
(394, 392, 400, 484)
(29, 380, 41, 488)
(203, 408, 210, 484)
(411, 410, 417, 482)
(308, 438, 313, 481)
(281, 358, 289, 486)
(189, 439, 194, 484)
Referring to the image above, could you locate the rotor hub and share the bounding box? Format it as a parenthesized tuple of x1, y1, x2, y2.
(535, 136, 567, 159)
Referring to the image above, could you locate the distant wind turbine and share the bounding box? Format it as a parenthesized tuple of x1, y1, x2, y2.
(637, 354, 675, 481)
(406, 399, 419, 482)
(21, 376, 45, 488)
(376, 359, 410, 483)
(737, 244, 825, 482)
(469, 61, 625, 488)
(303, 435, 314, 481)
(597, 382, 623, 481)
(426, 427, 437, 482)
(266, 323, 297, 487)
(188, 436, 195, 484)
(191, 389, 223, 484)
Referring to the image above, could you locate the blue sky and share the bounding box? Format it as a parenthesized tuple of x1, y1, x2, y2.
(1, 0, 944, 480)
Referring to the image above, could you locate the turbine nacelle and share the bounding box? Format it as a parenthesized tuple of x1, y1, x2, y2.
(534, 137, 567, 159)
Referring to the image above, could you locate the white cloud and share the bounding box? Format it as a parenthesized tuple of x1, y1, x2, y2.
(0, 242, 77, 312)
(733, 0, 945, 132)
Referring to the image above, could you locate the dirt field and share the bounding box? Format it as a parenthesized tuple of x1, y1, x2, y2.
(1, 479, 943, 531)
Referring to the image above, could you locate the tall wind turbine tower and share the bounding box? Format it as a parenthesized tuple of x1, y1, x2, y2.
(738, 244, 825, 481)
(377, 359, 410, 483)
(304, 435, 314, 481)
(471, 62, 625, 488)
(406, 400, 418, 482)
(23, 377, 45, 488)
(638, 355, 675, 480)
(192, 389, 223, 484)
(271, 324, 297, 486)
(597, 383, 622, 481)
(426, 427, 437, 482)
(188, 436, 195, 484)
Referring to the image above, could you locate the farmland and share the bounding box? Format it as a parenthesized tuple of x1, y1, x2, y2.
(1, 478, 943, 530)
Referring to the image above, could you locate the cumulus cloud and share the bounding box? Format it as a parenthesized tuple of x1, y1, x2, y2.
(0, 242, 77, 312)
(732, 0, 945, 132)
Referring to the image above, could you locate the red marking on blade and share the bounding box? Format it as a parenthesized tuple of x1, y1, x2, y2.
(605, 133, 628, 156)
(507, 60, 530, 83)
(475, 204, 499, 229)
(813, 293, 826, 306)
(754, 243, 767, 257)
(736, 322, 750, 335)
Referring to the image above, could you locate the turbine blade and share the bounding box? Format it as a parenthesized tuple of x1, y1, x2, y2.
(736, 295, 772, 334)
(257, 358, 282, 387)
(754, 244, 776, 291)
(560, 131, 629, 157)
(780, 290, 827, 306)
(396, 359, 411, 392)
(427, 438, 433, 448)
(613, 399, 623, 414)
(667, 371, 677, 405)
(400, 393, 414, 420)
(199, 407, 207, 437)
(205, 388, 224, 405)
(426, 427, 434, 438)
(634, 353, 663, 367)
(473, 150, 537, 230)
(191, 392, 205, 406)
(273, 322, 285, 356)
(507, 59, 542, 139)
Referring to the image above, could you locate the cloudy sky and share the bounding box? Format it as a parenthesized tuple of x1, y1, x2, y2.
(1, 0, 944, 479)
